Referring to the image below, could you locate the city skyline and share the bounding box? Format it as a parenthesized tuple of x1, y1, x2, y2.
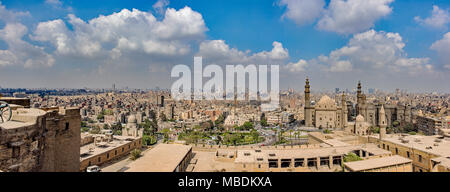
(0, 0, 449, 92)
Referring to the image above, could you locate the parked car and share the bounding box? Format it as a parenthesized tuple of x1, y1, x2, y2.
(86, 165, 101, 172)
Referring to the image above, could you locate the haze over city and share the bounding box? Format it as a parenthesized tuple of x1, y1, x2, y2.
(0, 0, 449, 92)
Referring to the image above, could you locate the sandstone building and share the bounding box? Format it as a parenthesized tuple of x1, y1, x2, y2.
(304, 78, 413, 135)
(0, 104, 80, 172)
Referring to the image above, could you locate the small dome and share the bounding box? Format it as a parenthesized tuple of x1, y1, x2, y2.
(316, 95, 336, 109)
(128, 114, 137, 123)
(356, 114, 365, 122)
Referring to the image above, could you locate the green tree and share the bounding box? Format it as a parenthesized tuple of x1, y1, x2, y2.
(242, 121, 254, 130)
(142, 135, 156, 146)
(343, 152, 362, 162)
(111, 123, 123, 135)
(97, 113, 104, 121)
(161, 128, 170, 143)
(408, 131, 417, 135)
(260, 118, 268, 127)
(251, 129, 260, 143)
(392, 120, 400, 127)
(215, 115, 225, 125)
(129, 149, 142, 160)
(141, 119, 157, 136)
(104, 109, 113, 115)
(89, 126, 100, 134)
(370, 126, 380, 134)
(81, 127, 89, 133)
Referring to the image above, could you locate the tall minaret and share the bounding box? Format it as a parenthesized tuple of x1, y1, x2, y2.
(379, 105, 387, 140)
(304, 77, 313, 127)
(341, 91, 348, 130)
(356, 81, 363, 115)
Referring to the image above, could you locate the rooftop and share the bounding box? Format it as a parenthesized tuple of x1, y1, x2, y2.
(234, 144, 390, 163)
(125, 144, 192, 172)
(380, 134, 450, 157)
(344, 155, 412, 172)
(0, 108, 46, 130)
(80, 135, 139, 161)
(431, 157, 450, 169)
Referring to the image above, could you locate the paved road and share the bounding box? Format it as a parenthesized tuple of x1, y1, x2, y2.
(101, 155, 134, 172)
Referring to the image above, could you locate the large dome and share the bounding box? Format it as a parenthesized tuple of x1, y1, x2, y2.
(316, 95, 336, 109)
(356, 114, 365, 122)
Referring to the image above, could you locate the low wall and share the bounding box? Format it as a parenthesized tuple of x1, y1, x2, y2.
(0, 97, 30, 108)
(190, 143, 322, 151)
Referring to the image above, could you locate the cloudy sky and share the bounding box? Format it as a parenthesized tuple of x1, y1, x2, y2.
(0, 0, 449, 92)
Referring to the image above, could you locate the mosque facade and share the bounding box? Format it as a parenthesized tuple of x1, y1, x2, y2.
(304, 78, 412, 136)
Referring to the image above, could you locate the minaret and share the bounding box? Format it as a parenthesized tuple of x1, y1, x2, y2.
(304, 77, 313, 127)
(356, 81, 363, 115)
(341, 91, 348, 130)
(379, 105, 387, 140)
(357, 81, 362, 104)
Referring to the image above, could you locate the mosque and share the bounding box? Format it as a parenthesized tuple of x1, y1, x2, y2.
(122, 113, 143, 137)
(304, 78, 412, 136)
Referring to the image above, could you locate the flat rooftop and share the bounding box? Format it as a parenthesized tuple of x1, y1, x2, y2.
(234, 144, 390, 163)
(381, 134, 450, 157)
(80, 135, 139, 161)
(125, 144, 192, 172)
(431, 157, 450, 169)
(344, 155, 412, 172)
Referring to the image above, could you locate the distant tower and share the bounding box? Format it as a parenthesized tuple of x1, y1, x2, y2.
(356, 81, 362, 114)
(357, 81, 362, 102)
(341, 92, 348, 130)
(304, 77, 313, 127)
(356, 81, 366, 115)
(379, 105, 387, 140)
(160, 95, 165, 107)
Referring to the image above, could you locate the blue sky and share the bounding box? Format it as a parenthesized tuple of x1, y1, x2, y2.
(0, 0, 449, 92)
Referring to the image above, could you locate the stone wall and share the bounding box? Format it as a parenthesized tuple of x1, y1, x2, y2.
(0, 107, 80, 172)
(0, 97, 30, 108)
(189, 143, 322, 152)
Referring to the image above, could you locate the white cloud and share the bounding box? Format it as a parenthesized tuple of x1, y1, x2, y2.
(279, 0, 394, 34)
(431, 32, 450, 69)
(415, 6, 450, 29)
(317, 0, 394, 34)
(196, 40, 289, 65)
(153, 0, 170, 15)
(313, 30, 431, 74)
(0, 1, 29, 23)
(278, 0, 325, 26)
(32, 7, 207, 58)
(284, 59, 308, 72)
(0, 23, 54, 68)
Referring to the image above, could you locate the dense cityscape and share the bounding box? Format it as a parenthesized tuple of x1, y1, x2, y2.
(1, 78, 449, 172)
(0, 0, 449, 178)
